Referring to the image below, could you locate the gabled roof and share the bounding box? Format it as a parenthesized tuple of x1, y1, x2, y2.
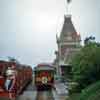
(59, 15, 80, 42)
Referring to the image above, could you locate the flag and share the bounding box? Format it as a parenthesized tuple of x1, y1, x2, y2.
(67, 0, 71, 4)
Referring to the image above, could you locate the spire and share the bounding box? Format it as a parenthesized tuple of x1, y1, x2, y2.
(66, 0, 72, 15)
(59, 15, 81, 43)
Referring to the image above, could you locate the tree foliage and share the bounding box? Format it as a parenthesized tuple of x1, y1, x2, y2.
(78, 80, 100, 100)
(84, 36, 95, 45)
(71, 41, 100, 89)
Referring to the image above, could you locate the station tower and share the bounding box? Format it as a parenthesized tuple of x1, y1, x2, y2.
(54, 0, 81, 78)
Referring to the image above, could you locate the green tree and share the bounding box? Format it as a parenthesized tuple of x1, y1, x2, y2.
(71, 41, 100, 89)
(84, 36, 95, 45)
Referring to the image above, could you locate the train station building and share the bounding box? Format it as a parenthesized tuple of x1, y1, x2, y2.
(54, 14, 81, 79)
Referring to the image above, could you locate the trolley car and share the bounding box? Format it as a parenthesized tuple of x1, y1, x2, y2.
(34, 63, 55, 90)
(0, 60, 32, 100)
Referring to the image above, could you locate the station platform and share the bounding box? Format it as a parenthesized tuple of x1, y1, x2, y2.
(53, 82, 69, 100)
(17, 91, 37, 100)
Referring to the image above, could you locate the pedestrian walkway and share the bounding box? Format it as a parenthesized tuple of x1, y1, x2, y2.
(54, 82, 68, 95)
(53, 82, 69, 100)
(17, 82, 37, 100)
(17, 91, 37, 100)
(52, 88, 68, 100)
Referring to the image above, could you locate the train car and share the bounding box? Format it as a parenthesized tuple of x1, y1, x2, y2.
(34, 63, 55, 90)
(0, 60, 32, 100)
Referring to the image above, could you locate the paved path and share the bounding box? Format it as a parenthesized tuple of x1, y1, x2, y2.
(53, 82, 69, 100)
(36, 90, 54, 100)
(17, 82, 37, 100)
(17, 91, 37, 100)
(55, 83, 68, 94)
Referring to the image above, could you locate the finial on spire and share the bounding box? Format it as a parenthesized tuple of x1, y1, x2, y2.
(66, 0, 72, 15)
(67, 0, 71, 4)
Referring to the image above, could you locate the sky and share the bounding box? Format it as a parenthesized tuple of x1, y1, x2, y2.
(0, 0, 100, 67)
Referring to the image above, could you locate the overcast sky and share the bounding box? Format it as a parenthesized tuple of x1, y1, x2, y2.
(0, 0, 100, 67)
